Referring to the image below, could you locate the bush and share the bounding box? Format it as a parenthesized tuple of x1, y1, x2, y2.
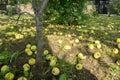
(44, 0, 88, 25)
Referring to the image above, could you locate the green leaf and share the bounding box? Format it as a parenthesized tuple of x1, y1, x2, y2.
(59, 73, 68, 80)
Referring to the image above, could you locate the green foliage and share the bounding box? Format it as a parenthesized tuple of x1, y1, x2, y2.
(59, 73, 68, 80)
(44, 0, 88, 25)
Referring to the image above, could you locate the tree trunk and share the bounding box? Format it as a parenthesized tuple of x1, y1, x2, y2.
(32, 0, 48, 74)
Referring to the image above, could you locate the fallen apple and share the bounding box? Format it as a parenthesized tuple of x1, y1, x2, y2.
(43, 50, 49, 56)
(17, 76, 27, 80)
(112, 48, 119, 54)
(93, 52, 101, 59)
(116, 60, 120, 65)
(88, 44, 94, 49)
(1, 65, 9, 74)
(5, 72, 14, 80)
(52, 67, 60, 76)
(26, 44, 31, 48)
(31, 45, 37, 51)
(28, 58, 36, 65)
(50, 60, 57, 67)
(23, 64, 30, 71)
(75, 63, 83, 70)
(117, 43, 120, 49)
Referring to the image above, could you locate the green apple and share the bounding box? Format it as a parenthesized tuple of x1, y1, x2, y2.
(25, 48, 31, 53)
(74, 39, 79, 43)
(45, 54, 52, 60)
(58, 40, 62, 44)
(116, 60, 120, 65)
(26, 44, 31, 48)
(31, 45, 37, 51)
(116, 38, 120, 43)
(43, 50, 49, 56)
(26, 50, 33, 56)
(94, 40, 100, 44)
(96, 44, 101, 49)
(63, 45, 71, 50)
(50, 60, 57, 67)
(1, 65, 9, 74)
(88, 44, 94, 49)
(23, 64, 30, 71)
(112, 48, 119, 54)
(52, 67, 60, 76)
(78, 36, 83, 40)
(75, 63, 83, 70)
(77, 53, 83, 59)
(117, 43, 120, 49)
(28, 58, 36, 65)
(50, 56, 57, 61)
(17, 76, 27, 80)
(93, 52, 101, 59)
(67, 34, 71, 38)
(5, 72, 14, 80)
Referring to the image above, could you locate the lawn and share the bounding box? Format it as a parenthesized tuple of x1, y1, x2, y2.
(0, 14, 120, 80)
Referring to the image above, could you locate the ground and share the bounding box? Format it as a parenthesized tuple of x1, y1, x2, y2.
(0, 14, 120, 80)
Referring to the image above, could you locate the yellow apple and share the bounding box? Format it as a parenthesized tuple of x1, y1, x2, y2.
(96, 44, 101, 49)
(64, 45, 71, 50)
(75, 63, 83, 70)
(117, 43, 120, 49)
(77, 53, 83, 59)
(94, 40, 100, 44)
(74, 39, 79, 43)
(116, 38, 120, 43)
(116, 60, 120, 65)
(52, 67, 60, 76)
(23, 64, 30, 71)
(17, 76, 27, 80)
(5, 72, 14, 80)
(28, 58, 36, 65)
(1, 65, 9, 74)
(26, 44, 31, 48)
(93, 52, 101, 59)
(45, 54, 52, 60)
(112, 48, 119, 54)
(50, 60, 57, 67)
(31, 45, 37, 51)
(43, 50, 49, 56)
(88, 44, 94, 49)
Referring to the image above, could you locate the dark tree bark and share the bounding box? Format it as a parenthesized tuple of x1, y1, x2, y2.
(32, 0, 48, 69)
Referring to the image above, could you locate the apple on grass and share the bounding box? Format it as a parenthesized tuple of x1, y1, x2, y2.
(112, 48, 119, 54)
(26, 44, 31, 48)
(117, 43, 120, 49)
(43, 50, 49, 56)
(77, 53, 86, 59)
(93, 52, 101, 59)
(17, 76, 27, 80)
(23, 64, 30, 71)
(75, 63, 83, 70)
(116, 60, 120, 65)
(88, 44, 94, 50)
(28, 58, 36, 65)
(52, 67, 60, 76)
(31, 45, 37, 51)
(116, 38, 120, 43)
(50, 60, 57, 67)
(5, 72, 14, 80)
(96, 44, 101, 49)
(1, 65, 9, 74)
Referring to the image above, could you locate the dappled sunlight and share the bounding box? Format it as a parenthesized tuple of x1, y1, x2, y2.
(0, 14, 120, 79)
